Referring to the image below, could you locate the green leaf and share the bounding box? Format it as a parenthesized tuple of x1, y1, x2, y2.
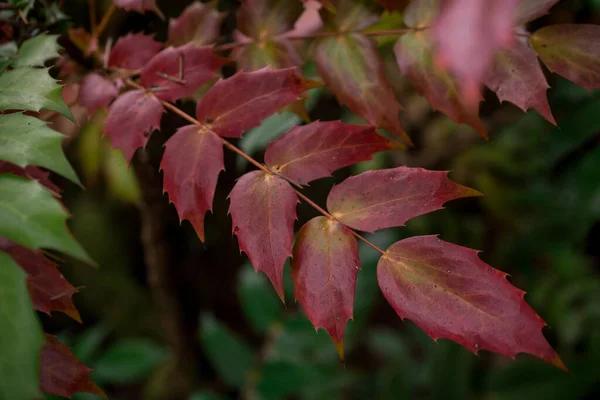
(0, 42, 18, 71)
(0, 67, 74, 120)
(0, 113, 80, 184)
(12, 34, 60, 68)
(0, 174, 92, 263)
(238, 263, 283, 334)
(93, 339, 168, 384)
(0, 252, 44, 400)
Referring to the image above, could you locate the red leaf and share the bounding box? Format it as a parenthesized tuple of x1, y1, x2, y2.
(327, 166, 481, 232)
(0, 162, 60, 194)
(377, 235, 566, 370)
(228, 171, 298, 300)
(168, 1, 225, 46)
(515, 0, 560, 25)
(105, 90, 164, 163)
(265, 120, 399, 185)
(161, 125, 224, 242)
(531, 24, 600, 91)
(108, 33, 162, 70)
(195, 68, 319, 138)
(140, 43, 228, 102)
(432, 0, 520, 105)
(113, 0, 164, 19)
(238, 0, 304, 39)
(486, 39, 555, 124)
(0, 239, 81, 322)
(40, 334, 106, 398)
(394, 31, 486, 138)
(315, 34, 412, 145)
(78, 73, 118, 114)
(292, 216, 359, 359)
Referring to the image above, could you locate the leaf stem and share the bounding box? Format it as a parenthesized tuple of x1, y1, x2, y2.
(88, 0, 97, 36)
(95, 3, 117, 38)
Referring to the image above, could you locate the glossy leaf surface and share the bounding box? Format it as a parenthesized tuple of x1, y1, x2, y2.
(195, 68, 317, 138)
(78, 73, 118, 113)
(12, 33, 60, 67)
(377, 235, 566, 369)
(531, 24, 600, 90)
(141, 43, 227, 101)
(105, 90, 164, 163)
(265, 120, 398, 185)
(327, 166, 481, 232)
(161, 125, 224, 242)
(292, 216, 359, 359)
(168, 1, 225, 46)
(108, 33, 162, 70)
(229, 171, 298, 300)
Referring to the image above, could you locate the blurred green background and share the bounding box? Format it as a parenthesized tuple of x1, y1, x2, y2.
(40, 0, 600, 399)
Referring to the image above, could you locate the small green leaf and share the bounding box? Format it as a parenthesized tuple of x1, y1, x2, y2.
(0, 174, 92, 263)
(0, 67, 74, 120)
(12, 34, 60, 68)
(0, 113, 80, 184)
(0, 252, 44, 400)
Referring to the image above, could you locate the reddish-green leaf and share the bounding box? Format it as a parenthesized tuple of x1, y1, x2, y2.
(318, 0, 380, 31)
(486, 40, 555, 124)
(114, 0, 164, 19)
(78, 73, 117, 114)
(40, 335, 106, 398)
(108, 33, 162, 70)
(515, 0, 560, 25)
(228, 171, 298, 300)
(168, 1, 225, 46)
(403, 0, 438, 28)
(238, 0, 303, 39)
(161, 125, 224, 242)
(377, 235, 566, 370)
(0, 239, 81, 322)
(265, 120, 399, 185)
(292, 216, 359, 359)
(105, 90, 164, 162)
(327, 167, 481, 232)
(195, 68, 318, 138)
(234, 39, 302, 71)
(315, 34, 412, 145)
(531, 24, 600, 90)
(395, 31, 486, 137)
(140, 43, 228, 101)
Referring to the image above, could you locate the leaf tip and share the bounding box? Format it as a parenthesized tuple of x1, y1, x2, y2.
(333, 338, 345, 361)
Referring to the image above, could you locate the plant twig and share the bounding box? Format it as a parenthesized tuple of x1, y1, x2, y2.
(96, 3, 116, 38)
(88, 0, 97, 36)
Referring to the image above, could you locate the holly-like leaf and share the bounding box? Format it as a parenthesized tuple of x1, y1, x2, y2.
(377, 235, 566, 370)
(168, 1, 224, 46)
(238, 0, 303, 39)
(0, 238, 81, 321)
(318, 0, 380, 31)
(531, 24, 600, 90)
(0, 162, 61, 194)
(403, 0, 439, 28)
(292, 216, 359, 359)
(78, 73, 118, 114)
(432, 0, 520, 105)
(40, 334, 106, 398)
(12, 33, 60, 67)
(195, 68, 319, 138)
(233, 39, 302, 71)
(395, 31, 486, 137)
(108, 33, 162, 70)
(485, 40, 555, 124)
(327, 166, 481, 232)
(0, 252, 44, 400)
(0, 174, 91, 263)
(515, 0, 560, 25)
(161, 125, 224, 242)
(105, 90, 164, 163)
(140, 43, 228, 102)
(113, 0, 164, 19)
(0, 67, 73, 120)
(315, 34, 412, 145)
(228, 171, 298, 300)
(0, 113, 80, 184)
(265, 120, 399, 185)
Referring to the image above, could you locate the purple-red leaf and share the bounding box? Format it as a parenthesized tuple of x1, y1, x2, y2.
(377, 235, 566, 370)
(195, 68, 319, 138)
(265, 120, 400, 185)
(161, 125, 224, 242)
(113, 0, 164, 19)
(105, 90, 164, 163)
(228, 171, 298, 300)
(168, 1, 225, 46)
(315, 34, 412, 145)
(327, 166, 481, 232)
(0, 239, 81, 322)
(515, 0, 560, 25)
(486, 40, 555, 124)
(292, 216, 359, 359)
(78, 73, 118, 114)
(531, 24, 600, 91)
(140, 44, 228, 102)
(41, 335, 106, 398)
(108, 33, 162, 70)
